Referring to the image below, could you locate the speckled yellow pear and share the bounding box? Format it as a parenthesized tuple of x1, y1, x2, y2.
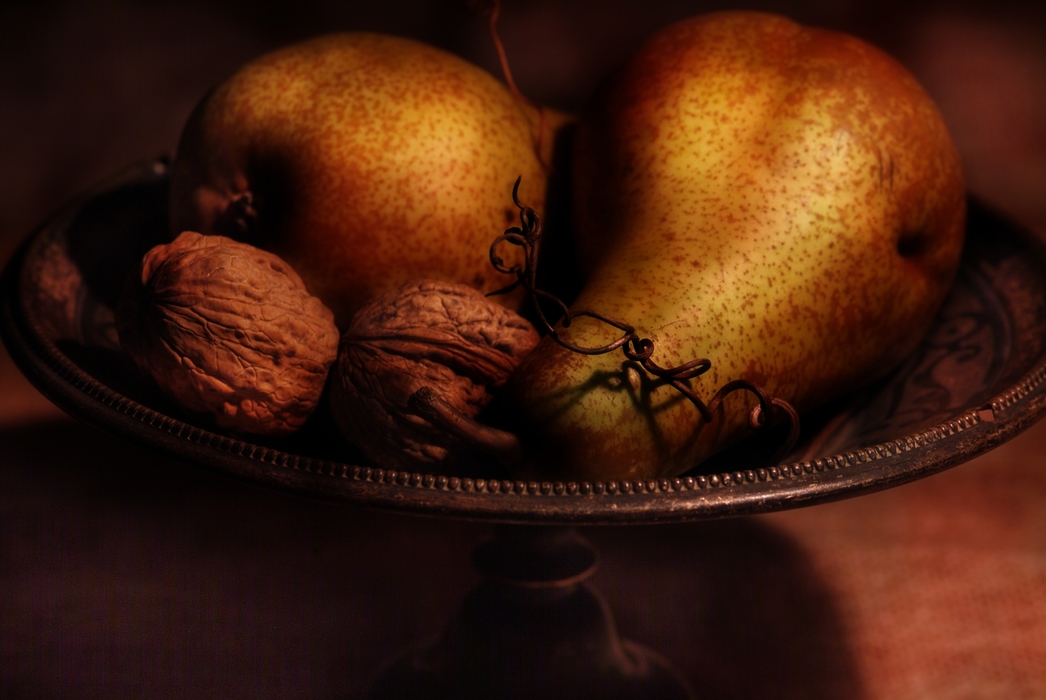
(169, 33, 571, 326)
(503, 12, 966, 481)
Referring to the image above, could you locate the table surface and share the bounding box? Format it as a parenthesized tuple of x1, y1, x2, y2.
(2, 351, 1045, 699)
(3, 2, 1046, 698)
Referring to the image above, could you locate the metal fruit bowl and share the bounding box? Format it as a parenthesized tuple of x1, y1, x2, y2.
(4, 160, 1046, 524)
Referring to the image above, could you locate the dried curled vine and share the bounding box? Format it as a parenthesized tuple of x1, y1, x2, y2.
(489, 178, 802, 463)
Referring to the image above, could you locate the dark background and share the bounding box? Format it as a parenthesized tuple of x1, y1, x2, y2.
(2, 1, 1045, 698)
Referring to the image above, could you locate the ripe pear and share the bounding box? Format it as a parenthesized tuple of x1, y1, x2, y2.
(502, 12, 966, 481)
(169, 32, 572, 326)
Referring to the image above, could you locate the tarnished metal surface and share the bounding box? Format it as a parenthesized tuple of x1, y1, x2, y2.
(3, 160, 1046, 524)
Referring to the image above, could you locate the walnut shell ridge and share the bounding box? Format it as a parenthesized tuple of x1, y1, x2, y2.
(330, 280, 540, 472)
(116, 231, 339, 436)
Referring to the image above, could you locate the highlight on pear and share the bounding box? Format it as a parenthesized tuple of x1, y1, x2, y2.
(128, 9, 966, 481)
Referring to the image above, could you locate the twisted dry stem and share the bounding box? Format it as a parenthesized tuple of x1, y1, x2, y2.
(489, 178, 802, 465)
(468, 0, 549, 170)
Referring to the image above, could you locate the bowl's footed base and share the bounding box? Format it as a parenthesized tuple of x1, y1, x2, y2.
(368, 527, 695, 700)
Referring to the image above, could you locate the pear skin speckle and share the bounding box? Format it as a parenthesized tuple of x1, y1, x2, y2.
(170, 33, 572, 327)
(504, 11, 966, 481)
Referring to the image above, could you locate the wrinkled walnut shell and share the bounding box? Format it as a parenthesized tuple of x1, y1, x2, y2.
(116, 231, 339, 436)
(330, 279, 539, 472)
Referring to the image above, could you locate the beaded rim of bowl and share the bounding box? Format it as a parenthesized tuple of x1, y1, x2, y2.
(4, 160, 1046, 523)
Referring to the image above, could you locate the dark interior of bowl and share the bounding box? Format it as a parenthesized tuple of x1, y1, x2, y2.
(5, 160, 1046, 522)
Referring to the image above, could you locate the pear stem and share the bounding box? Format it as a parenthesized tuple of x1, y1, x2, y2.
(489, 178, 802, 466)
(471, 0, 550, 170)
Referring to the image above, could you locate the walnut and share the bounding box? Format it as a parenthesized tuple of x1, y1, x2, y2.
(116, 231, 339, 436)
(330, 280, 539, 473)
